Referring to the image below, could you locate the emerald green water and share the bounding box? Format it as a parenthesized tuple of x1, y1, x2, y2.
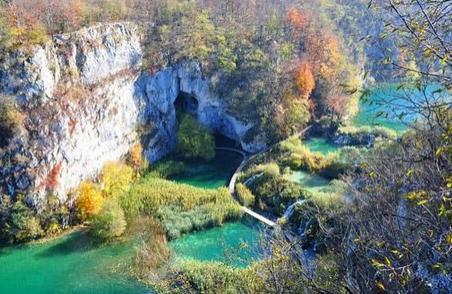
(170, 219, 261, 268)
(304, 137, 338, 155)
(351, 84, 447, 132)
(287, 170, 331, 193)
(351, 86, 407, 132)
(0, 231, 149, 294)
(303, 86, 434, 155)
(171, 149, 243, 189)
(0, 150, 260, 293)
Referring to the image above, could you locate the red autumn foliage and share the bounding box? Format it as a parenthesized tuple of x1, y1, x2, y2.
(6, 0, 82, 35)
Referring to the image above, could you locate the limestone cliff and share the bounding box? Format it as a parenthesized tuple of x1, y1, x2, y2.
(0, 22, 264, 204)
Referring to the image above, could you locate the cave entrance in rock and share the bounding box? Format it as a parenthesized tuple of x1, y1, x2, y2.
(174, 91, 199, 117)
(173, 91, 241, 150)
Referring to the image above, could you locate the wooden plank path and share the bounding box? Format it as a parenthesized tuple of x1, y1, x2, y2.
(217, 125, 313, 228)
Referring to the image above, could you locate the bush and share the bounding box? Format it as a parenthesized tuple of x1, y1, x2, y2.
(126, 143, 148, 174)
(246, 171, 306, 215)
(90, 198, 126, 240)
(337, 125, 397, 140)
(176, 114, 215, 160)
(0, 98, 25, 148)
(0, 196, 44, 243)
(76, 181, 103, 220)
(236, 183, 255, 207)
(278, 137, 348, 179)
(100, 162, 134, 197)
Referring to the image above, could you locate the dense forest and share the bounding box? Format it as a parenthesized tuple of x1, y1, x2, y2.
(0, 0, 450, 293)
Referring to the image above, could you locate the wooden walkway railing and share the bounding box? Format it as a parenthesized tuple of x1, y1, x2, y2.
(219, 125, 313, 228)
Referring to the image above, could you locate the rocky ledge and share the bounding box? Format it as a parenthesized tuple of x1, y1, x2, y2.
(0, 22, 265, 204)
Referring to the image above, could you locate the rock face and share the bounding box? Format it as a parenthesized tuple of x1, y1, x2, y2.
(0, 23, 263, 203)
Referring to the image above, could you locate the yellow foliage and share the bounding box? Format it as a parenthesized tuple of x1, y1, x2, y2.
(127, 144, 145, 172)
(100, 162, 134, 197)
(76, 181, 103, 219)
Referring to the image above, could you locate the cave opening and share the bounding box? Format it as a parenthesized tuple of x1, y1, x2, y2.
(173, 91, 241, 151)
(174, 91, 199, 117)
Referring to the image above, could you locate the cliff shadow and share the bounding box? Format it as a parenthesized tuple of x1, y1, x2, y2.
(36, 229, 102, 258)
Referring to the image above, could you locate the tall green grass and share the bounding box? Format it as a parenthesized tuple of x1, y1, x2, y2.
(118, 175, 242, 238)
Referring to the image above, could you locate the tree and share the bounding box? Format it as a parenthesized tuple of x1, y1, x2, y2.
(293, 60, 315, 100)
(276, 90, 311, 137)
(176, 114, 215, 160)
(1, 197, 44, 243)
(100, 162, 134, 197)
(90, 198, 126, 240)
(286, 6, 311, 39)
(76, 181, 103, 220)
(372, 0, 451, 85)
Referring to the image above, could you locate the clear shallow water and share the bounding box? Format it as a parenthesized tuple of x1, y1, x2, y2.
(0, 231, 149, 294)
(303, 137, 338, 155)
(0, 150, 259, 293)
(351, 87, 407, 132)
(287, 170, 331, 193)
(170, 219, 262, 268)
(171, 149, 243, 189)
(351, 84, 448, 132)
(303, 86, 434, 155)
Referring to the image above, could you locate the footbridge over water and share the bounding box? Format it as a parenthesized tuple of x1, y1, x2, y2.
(216, 125, 313, 228)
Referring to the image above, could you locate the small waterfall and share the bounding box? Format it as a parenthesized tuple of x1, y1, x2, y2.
(243, 172, 264, 186)
(282, 200, 305, 220)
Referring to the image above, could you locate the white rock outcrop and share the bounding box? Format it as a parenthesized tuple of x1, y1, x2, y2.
(0, 22, 265, 203)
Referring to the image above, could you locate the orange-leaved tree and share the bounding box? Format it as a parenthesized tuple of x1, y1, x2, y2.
(286, 6, 311, 38)
(76, 181, 103, 220)
(293, 60, 315, 101)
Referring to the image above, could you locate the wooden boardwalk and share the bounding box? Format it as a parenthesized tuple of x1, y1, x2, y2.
(218, 125, 313, 228)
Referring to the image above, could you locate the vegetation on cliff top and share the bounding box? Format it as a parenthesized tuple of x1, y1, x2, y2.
(0, 0, 362, 143)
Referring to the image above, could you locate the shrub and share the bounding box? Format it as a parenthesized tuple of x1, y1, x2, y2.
(90, 198, 126, 240)
(278, 137, 348, 179)
(236, 183, 255, 207)
(176, 114, 215, 160)
(245, 162, 281, 178)
(126, 143, 147, 174)
(0, 98, 25, 148)
(76, 181, 103, 220)
(247, 172, 306, 215)
(100, 162, 134, 197)
(337, 125, 397, 140)
(1, 197, 44, 243)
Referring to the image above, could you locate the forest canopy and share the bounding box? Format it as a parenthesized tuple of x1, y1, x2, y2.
(0, 0, 364, 142)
